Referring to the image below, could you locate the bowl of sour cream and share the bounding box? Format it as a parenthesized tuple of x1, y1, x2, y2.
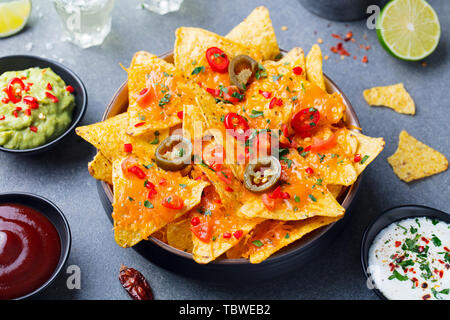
(361, 205, 450, 300)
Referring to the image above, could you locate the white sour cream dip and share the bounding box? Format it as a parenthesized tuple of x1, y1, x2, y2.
(368, 217, 450, 300)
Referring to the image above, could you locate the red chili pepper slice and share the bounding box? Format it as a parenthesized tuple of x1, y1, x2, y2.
(190, 216, 200, 226)
(177, 111, 183, 119)
(291, 107, 320, 134)
(22, 96, 39, 109)
(353, 154, 362, 162)
(310, 134, 336, 153)
(205, 47, 229, 73)
(124, 143, 133, 153)
(134, 122, 145, 127)
(305, 167, 314, 175)
(66, 85, 75, 93)
(258, 90, 272, 99)
(136, 87, 153, 107)
(191, 220, 212, 242)
(29, 126, 38, 132)
(292, 66, 303, 75)
(7, 77, 25, 103)
(162, 195, 184, 210)
(13, 110, 18, 118)
(0, 115, 4, 120)
(127, 165, 146, 179)
(222, 232, 231, 239)
(1, 97, 9, 103)
(224, 112, 250, 140)
(233, 230, 243, 240)
(45, 91, 59, 103)
(46, 83, 53, 90)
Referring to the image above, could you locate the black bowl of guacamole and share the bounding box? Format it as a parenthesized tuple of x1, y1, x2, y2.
(0, 55, 87, 155)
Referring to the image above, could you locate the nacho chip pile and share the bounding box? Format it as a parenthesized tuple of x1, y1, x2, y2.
(76, 7, 384, 264)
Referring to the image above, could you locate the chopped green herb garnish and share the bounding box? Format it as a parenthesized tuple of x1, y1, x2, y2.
(252, 240, 264, 247)
(144, 200, 154, 209)
(191, 66, 205, 75)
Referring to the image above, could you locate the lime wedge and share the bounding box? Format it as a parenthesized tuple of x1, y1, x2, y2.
(377, 0, 441, 61)
(0, 0, 31, 38)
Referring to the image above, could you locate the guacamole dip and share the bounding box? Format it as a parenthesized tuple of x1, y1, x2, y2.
(0, 67, 75, 149)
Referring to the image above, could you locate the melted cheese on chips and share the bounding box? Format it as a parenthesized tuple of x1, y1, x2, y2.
(112, 156, 208, 247)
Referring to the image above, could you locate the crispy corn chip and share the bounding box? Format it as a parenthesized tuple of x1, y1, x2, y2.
(112, 156, 208, 247)
(127, 51, 205, 135)
(306, 44, 326, 91)
(174, 27, 262, 89)
(241, 215, 342, 263)
(238, 151, 345, 220)
(279, 47, 305, 69)
(327, 185, 343, 199)
(387, 130, 448, 182)
(363, 83, 415, 115)
(190, 186, 261, 263)
(166, 218, 194, 253)
(292, 127, 358, 186)
(76, 113, 168, 164)
(349, 131, 385, 175)
(225, 6, 279, 60)
(88, 152, 113, 185)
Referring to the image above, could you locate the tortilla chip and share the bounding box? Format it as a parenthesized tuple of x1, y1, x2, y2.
(327, 185, 344, 199)
(189, 186, 261, 264)
(349, 131, 385, 175)
(387, 130, 448, 182)
(166, 218, 194, 253)
(112, 156, 208, 247)
(88, 152, 113, 185)
(127, 51, 204, 135)
(292, 127, 358, 186)
(363, 83, 415, 115)
(76, 113, 168, 164)
(279, 47, 305, 69)
(225, 6, 279, 60)
(174, 27, 262, 89)
(240, 216, 342, 263)
(237, 151, 345, 221)
(306, 44, 326, 91)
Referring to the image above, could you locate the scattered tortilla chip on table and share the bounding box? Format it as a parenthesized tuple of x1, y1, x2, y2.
(387, 130, 448, 182)
(226, 6, 280, 60)
(112, 156, 208, 247)
(347, 130, 385, 175)
(363, 83, 415, 115)
(306, 44, 326, 91)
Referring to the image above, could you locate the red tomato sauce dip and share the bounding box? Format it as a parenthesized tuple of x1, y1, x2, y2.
(0, 204, 61, 299)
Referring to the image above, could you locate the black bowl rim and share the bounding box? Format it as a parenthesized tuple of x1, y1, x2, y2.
(0, 54, 88, 154)
(98, 49, 363, 266)
(0, 191, 72, 300)
(360, 204, 450, 300)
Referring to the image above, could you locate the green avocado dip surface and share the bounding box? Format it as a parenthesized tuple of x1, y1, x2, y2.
(0, 67, 75, 149)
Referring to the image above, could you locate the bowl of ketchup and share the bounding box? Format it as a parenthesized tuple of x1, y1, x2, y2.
(0, 192, 71, 300)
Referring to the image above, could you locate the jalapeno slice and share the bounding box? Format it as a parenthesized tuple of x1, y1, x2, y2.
(244, 156, 281, 193)
(155, 135, 192, 171)
(228, 55, 257, 91)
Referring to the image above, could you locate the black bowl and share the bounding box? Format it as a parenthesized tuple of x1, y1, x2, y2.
(361, 205, 450, 300)
(0, 192, 71, 299)
(0, 55, 87, 155)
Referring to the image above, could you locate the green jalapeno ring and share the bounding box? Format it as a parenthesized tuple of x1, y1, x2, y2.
(155, 135, 193, 171)
(244, 156, 281, 193)
(228, 55, 258, 91)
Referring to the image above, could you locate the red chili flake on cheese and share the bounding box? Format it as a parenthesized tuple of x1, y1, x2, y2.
(233, 230, 243, 240)
(123, 143, 132, 153)
(134, 122, 145, 127)
(223, 232, 231, 239)
(177, 111, 183, 119)
(292, 66, 303, 75)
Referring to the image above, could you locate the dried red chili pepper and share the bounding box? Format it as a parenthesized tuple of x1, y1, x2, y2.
(119, 265, 153, 300)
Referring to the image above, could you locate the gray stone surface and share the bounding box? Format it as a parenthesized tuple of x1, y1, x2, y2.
(0, 0, 448, 300)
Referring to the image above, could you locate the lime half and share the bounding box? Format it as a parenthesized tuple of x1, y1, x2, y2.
(0, 0, 31, 38)
(377, 0, 441, 61)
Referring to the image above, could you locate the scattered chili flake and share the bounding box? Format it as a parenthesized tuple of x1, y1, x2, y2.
(134, 121, 145, 127)
(45, 91, 59, 103)
(66, 85, 75, 93)
(344, 32, 353, 41)
(191, 216, 200, 226)
(46, 83, 52, 90)
(317, 38, 323, 44)
(305, 167, 314, 175)
(24, 109, 31, 116)
(223, 232, 231, 239)
(395, 241, 402, 247)
(281, 26, 288, 31)
(258, 90, 272, 99)
(362, 56, 368, 63)
(177, 111, 183, 119)
(331, 33, 342, 39)
(29, 126, 38, 133)
(354, 154, 362, 162)
(12, 110, 18, 118)
(292, 66, 303, 75)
